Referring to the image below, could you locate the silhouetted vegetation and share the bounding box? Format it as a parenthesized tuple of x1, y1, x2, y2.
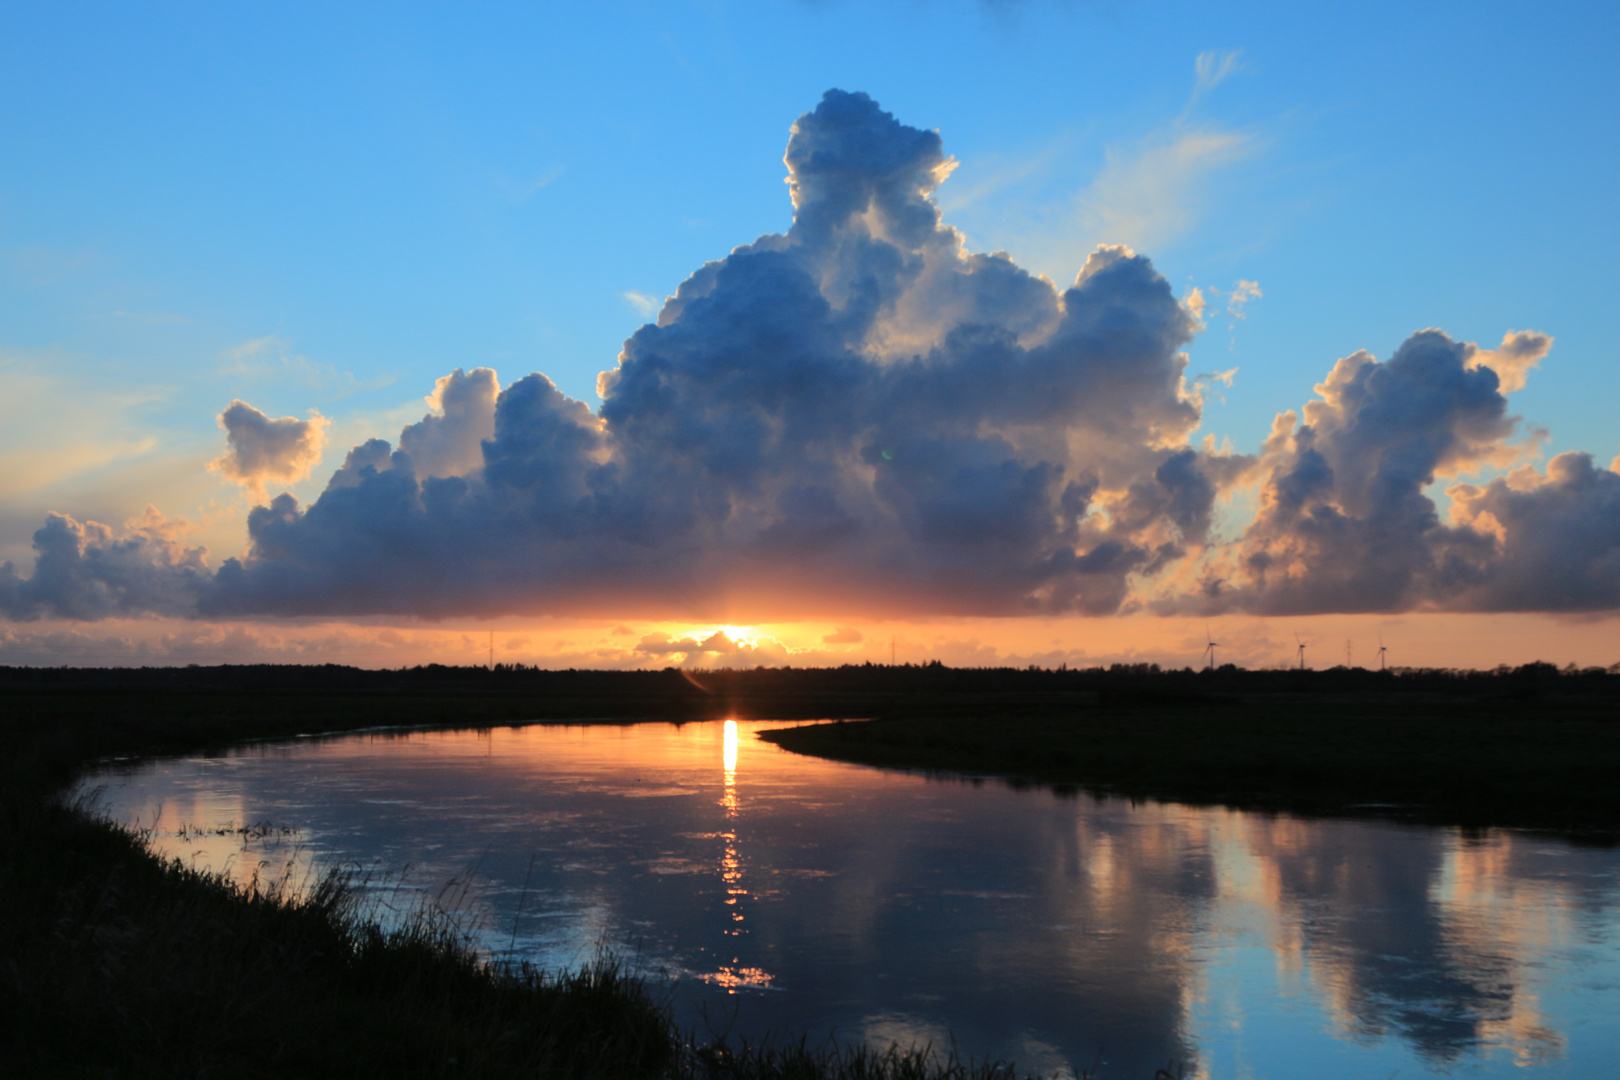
(764, 696, 1620, 840)
(6, 655, 1616, 713)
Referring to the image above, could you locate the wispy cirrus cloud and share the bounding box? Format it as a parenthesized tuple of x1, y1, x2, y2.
(1191, 49, 1245, 103)
(1074, 125, 1258, 257)
(221, 334, 393, 398)
(623, 291, 661, 317)
(107, 310, 195, 326)
(494, 165, 565, 203)
(0, 353, 172, 503)
(944, 51, 1261, 283)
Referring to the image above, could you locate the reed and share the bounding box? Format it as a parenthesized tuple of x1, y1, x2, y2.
(0, 788, 674, 1077)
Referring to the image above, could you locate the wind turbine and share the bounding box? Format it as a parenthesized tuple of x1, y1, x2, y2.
(1294, 633, 1308, 671)
(1202, 625, 1220, 670)
(1377, 632, 1388, 671)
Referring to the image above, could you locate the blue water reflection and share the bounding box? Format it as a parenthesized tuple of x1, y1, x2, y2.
(80, 720, 1620, 1079)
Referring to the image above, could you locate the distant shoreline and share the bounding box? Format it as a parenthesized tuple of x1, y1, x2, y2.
(12, 658, 1617, 837)
(759, 690, 1620, 842)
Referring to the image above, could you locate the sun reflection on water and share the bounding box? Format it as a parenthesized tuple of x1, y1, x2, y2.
(708, 718, 772, 991)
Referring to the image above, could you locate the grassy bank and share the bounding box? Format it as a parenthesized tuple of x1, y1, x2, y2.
(759, 688, 1620, 839)
(0, 706, 671, 1077)
(0, 671, 1049, 1080)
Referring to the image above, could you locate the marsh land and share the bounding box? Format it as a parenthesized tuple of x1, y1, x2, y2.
(3, 660, 1616, 1077)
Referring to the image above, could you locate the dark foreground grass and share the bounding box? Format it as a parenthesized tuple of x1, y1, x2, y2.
(1, 801, 671, 1077)
(759, 691, 1620, 840)
(0, 679, 1078, 1080)
(0, 715, 676, 1077)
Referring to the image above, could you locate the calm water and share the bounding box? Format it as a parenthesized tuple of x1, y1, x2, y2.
(79, 720, 1620, 1079)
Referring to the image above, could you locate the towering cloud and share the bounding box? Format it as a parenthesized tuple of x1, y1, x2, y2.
(1, 90, 1616, 623)
(195, 90, 1228, 622)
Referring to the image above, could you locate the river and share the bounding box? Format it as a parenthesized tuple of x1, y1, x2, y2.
(77, 719, 1620, 1079)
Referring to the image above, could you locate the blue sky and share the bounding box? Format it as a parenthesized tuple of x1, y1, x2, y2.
(1, 1, 1616, 667)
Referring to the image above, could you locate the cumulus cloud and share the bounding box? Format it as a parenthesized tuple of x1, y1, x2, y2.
(3, 90, 1616, 623)
(397, 368, 500, 479)
(822, 626, 863, 644)
(209, 400, 329, 496)
(0, 507, 208, 619)
(176, 90, 1228, 623)
(1226, 280, 1260, 321)
(633, 630, 790, 668)
(1448, 452, 1620, 610)
(1189, 279, 1262, 342)
(1169, 327, 1616, 615)
(1465, 329, 1553, 394)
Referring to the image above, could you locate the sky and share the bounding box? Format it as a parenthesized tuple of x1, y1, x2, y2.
(2, 0, 1617, 670)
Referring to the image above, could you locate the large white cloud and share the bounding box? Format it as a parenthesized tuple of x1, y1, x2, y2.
(2, 90, 1615, 623)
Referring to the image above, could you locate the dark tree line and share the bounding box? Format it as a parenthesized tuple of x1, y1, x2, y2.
(3, 658, 1616, 702)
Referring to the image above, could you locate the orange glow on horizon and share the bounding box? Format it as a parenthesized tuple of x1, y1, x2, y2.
(5, 611, 1616, 673)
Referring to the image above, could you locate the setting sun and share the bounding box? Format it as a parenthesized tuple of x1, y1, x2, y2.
(710, 626, 759, 647)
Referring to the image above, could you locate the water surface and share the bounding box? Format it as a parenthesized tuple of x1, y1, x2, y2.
(81, 720, 1620, 1079)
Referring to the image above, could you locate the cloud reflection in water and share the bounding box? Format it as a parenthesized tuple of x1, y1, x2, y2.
(78, 721, 1620, 1078)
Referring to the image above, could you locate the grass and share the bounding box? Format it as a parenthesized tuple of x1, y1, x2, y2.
(1, 755, 675, 1078)
(673, 1037, 1035, 1079)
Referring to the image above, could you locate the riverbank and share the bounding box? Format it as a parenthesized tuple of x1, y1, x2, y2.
(0, 700, 662, 1077)
(759, 689, 1620, 840)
